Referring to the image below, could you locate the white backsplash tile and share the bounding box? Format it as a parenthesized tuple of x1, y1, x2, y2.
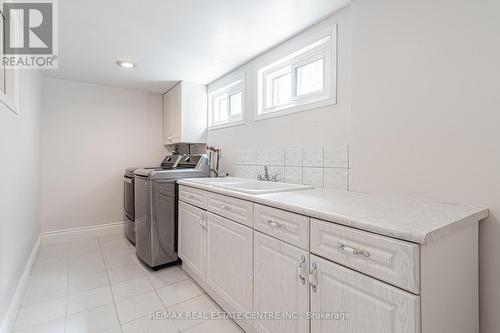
(230, 145, 350, 190)
(284, 167, 302, 185)
(302, 146, 324, 167)
(303, 167, 324, 187)
(255, 149, 270, 166)
(235, 149, 256, 165)
(285, 148, 302, 167)
(234, 165, 257, 180)
(324, 146, 349, 168)
(324, 168, 349, 190)
(269, 148, 285, 166)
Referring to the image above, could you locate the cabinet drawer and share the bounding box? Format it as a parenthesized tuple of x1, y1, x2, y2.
(310, 219, 420, 293)
(206, 192, 253, 227)
(178, 185, 206, 209)
(254, 204, 309, 250)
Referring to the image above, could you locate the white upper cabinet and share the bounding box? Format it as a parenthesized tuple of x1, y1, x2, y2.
(163, 81, 207, 145)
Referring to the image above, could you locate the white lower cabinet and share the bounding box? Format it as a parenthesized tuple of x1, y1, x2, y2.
(254, 232, 309, 333)
(206, 212, 253, 314)
(178, 187, 478, 333)
(309, 254, 420, 333)
(178, 201, 206, 279)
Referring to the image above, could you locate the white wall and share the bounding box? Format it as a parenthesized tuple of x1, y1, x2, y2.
(349, 0, 500, 332)
(0, 70, 42, 324)
(41, 77, 166, 232)
(207, 6, 351, 175)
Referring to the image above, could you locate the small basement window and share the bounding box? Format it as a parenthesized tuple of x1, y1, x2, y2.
(257, 29, 336, 119)
(208, 77, 244, 129)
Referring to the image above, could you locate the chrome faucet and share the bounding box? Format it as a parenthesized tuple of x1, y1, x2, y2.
(257, 166, 280, 182)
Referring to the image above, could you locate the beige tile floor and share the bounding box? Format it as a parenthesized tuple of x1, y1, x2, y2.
(11, 234, 244, 333)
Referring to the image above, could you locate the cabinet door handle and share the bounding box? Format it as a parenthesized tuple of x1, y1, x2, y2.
(199, 215, 207, 229)
(309, 262, 318, 292)
(219, 204, 230, 211)
(338, 243, 371, 257)
(297, 255, 306, 285)
(184, 193, 193, 198)
(267, 219, 287, 230)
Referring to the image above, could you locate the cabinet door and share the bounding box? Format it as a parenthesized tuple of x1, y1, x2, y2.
(309, 255, 420, 333)
(254, 232, 309, 333)
(163, 93, 170, 144)
(163, 91, 174, 144)
(178, 201, 206, 279)
(171, 83, 182, 143)
(206, 212, 253, 314)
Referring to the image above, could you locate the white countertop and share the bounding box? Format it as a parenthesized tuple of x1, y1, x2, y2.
(177, 178, 488, 245)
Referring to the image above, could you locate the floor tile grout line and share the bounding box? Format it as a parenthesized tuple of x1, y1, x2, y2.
(179, 319, 207, 333)
(65, 238, 95, 332)
(142, 264, 190, 287)
(65, 300, 116, 318)
(13, 238, 132, 333)
(98, 237, 123, 333)
(165, 275, 219, 332)
(15, 237, 219, 333)
(157, 276, 206, 310)
(117, 304, 166, 327)
(22, 238, 130, 331)
(138, 265, 202, 332)
(10, 316, 67, 333)
(11, 243, 69, 332)
(107, 263, 148, 285)
(162, 291, 207, 312)
(153, 274, 194, 291)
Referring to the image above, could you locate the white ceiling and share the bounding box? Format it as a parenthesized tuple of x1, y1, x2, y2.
(43, 0, 349, 93)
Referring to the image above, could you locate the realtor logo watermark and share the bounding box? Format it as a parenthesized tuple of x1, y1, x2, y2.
(1, 0, 58, 68)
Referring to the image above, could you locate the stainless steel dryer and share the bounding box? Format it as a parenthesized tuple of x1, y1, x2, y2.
(134, 154, 209, 268)
(123, 156, 180, 245)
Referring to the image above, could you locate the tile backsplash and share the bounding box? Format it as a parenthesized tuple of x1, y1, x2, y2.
(229, 145, 350, 190)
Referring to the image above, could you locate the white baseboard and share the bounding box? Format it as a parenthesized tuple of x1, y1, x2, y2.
(0, 236, 41, 333)
(41, 221, 126, 244)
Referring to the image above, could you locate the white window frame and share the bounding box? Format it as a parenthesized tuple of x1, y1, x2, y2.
(208, 73, 245, 130)
(256, 27, 337, 120)
(0, 4, 19, 114)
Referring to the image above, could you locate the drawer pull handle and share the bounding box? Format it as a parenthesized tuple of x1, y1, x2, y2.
(219, 204, 230, 211)
(267, 219, 287, 230)
(309, 262, 318, 292)
(338, 243, 371, 257)
(184, 193, 193, 198)
(297, 255, 306, 285)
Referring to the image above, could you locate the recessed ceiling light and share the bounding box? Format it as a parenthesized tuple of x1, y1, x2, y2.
(116, 60, 136, 69)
